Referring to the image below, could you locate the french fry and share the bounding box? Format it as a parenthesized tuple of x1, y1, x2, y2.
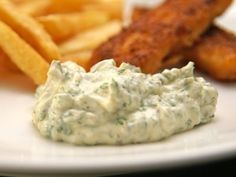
(11, 0, 30, 5)
(46, 0, 96, 14)
(0, 48, 20, 73)
(0, 21, 49, 85)
(0, 0, 60, 62)
(38, 11, 110, 43)
(61, 51, 92, 71)
(18, 0, 50, 17)
(60, 20, 122, 55)
(82, 0, 124, 19)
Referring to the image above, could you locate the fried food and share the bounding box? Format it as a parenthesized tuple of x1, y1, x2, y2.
(132, 7, 236, 80)
(46, 0, 123, 19)
(61, 50, 92, 71)
(38, 11, 110, 43)
(60, 20, 122, 55)
(11, 0, 30, 5)
(131, 7, 150, 23)
(82, 0, 124, 19)
(160, 54, 184, 69)
(0, 48, 20, 73)
(18, 0, 50, 17)
(161, 27, 236, 81)
(46, 0, 96, 14)
(91, 0, 232, 73)
(185, 26, 236, 80)
(0, 21, 49, 85)
(0, 0, 60, 62)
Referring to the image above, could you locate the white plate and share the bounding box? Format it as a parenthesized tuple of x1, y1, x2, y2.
(0, 2, 236, 177)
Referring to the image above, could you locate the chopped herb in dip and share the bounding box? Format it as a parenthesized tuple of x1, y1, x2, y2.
(33, 59, 218, 145)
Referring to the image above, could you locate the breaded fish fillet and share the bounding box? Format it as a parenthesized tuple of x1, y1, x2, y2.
(133, 7, 236, 80)
(90, 0, 232, 73)
(185, 26, 236, 81)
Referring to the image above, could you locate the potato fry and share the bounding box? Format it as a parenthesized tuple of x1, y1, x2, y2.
(0, 48, 20, 73)
(60, 20, 122, 55)
(18, 0, 50, 17)
(10, 0, 30, 5)
(61, 51, 92, 71)
(46, 0, 123, 17)
(46, 0, 96, 14)
(82, 0, 124, 19)
(0, 0, 60, 62)
(0, 21, 49, 85)
(38, 11, 110, 43)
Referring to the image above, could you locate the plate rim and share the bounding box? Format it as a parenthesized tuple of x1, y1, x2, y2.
(0, 141, 236, 174)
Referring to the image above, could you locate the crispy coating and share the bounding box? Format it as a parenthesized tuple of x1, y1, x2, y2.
(133, 7, 236, 80)
(161, 54, 184, 69)
(186, 26, 236, 81)
(90, 0, 232, 73)
(131, 7, 150, 23)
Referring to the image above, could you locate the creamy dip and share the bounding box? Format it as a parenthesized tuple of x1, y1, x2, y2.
(33, 60, 218, 145)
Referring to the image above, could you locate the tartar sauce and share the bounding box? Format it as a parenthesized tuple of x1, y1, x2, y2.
(33, 59, 218, 145)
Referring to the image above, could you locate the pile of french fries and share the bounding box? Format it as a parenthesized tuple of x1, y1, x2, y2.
(0, 0, 123, 85)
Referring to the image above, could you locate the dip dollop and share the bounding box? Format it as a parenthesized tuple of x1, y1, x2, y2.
(33, 60, 218, 145)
